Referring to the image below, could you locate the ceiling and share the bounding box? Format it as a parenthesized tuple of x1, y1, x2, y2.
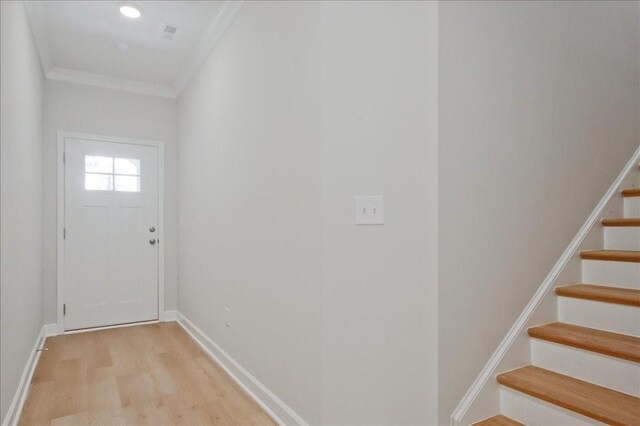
(24, 1, 241, 98)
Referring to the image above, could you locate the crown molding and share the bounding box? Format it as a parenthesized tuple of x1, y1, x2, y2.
(24, 1, 173, 99)
(46, 67, 177, 99)
(24, 0, 242, 100)
(172, 0, 244, 95)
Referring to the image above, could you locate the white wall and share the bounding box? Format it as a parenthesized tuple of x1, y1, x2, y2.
(178, 1, 323, 422)
(42, 80, 178, 323)
(320, 1, 438, 424)
(0, 1, 45, 420)
(178, 1, 438, 424)
(438, 1, 640, 423)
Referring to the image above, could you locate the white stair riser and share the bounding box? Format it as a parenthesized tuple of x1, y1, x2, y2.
(500, 387, 600, 425)
(624, 197, 640, 218)
(604, 227, 640, 251)
(558, 296, 640, 336)
(531, 339, 640, 397)
(582, 260, 640, 289)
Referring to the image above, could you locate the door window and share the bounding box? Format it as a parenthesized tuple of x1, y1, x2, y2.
(84, 155, 140, 192)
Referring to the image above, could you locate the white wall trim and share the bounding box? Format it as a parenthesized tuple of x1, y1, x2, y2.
(1, 326, 47, 426)
(172, 0, 244, 95)
(56, 132, 166, 333)
(56, 133, 65, 335)
(24, 1, 242, 99)
(451, 145, 640, 425)
(176, 311, 307, 426)
(50, 314, 178, 337)
(63, 320, 158, 335)
(46, 67, 176, 99)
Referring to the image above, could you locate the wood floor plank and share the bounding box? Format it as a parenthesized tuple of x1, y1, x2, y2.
(18, 322, 276, 426)
(528, 322, 640, 363)
(555, 284, 640, 306)
(497, 366, 640, 426)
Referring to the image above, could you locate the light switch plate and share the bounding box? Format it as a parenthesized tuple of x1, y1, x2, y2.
(355, 196, 384, 225)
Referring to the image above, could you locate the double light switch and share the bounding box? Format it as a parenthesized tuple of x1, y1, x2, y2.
(355, 196, 384, 225)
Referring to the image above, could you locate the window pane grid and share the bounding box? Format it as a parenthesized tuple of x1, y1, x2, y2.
(84, 155, 141, 192)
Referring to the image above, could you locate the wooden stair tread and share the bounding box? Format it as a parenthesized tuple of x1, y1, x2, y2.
(555, 284, 640, 306)
(602, 217, 640, 227)
(497, 366, 640, 425)
(528, 322, 640, 362)
(622, 188, 640, 197)
(473, 415, 523, 426)
(580, 249, 640, 263)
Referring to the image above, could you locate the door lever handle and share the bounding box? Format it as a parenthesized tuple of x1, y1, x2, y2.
(149, 239, 157, 245)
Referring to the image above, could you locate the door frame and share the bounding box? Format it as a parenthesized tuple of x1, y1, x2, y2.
(56, 132, 165, 334)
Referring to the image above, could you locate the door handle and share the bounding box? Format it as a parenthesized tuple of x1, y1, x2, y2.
(149, 239, 157, 245)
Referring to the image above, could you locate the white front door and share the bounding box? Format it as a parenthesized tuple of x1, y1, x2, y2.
(64, 137, 159, 330)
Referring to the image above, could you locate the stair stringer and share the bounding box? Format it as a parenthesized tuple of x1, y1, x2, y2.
(451, 146, 640, 426)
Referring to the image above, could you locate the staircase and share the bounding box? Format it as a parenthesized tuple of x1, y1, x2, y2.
(475, 183, 640, 425)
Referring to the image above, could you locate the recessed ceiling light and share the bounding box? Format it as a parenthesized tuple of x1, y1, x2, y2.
(120, 4, 142, 19)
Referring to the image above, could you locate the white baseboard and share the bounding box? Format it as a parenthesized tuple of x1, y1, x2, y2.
(175, 311, 307, 426)
(1, 325, 47, 426)
(47, 311, 177, 336)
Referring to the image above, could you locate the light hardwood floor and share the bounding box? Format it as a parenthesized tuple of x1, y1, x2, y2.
(19, 322, 276, 426)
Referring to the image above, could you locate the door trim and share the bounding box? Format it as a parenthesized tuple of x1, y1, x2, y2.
(56, 132, 165, 334)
